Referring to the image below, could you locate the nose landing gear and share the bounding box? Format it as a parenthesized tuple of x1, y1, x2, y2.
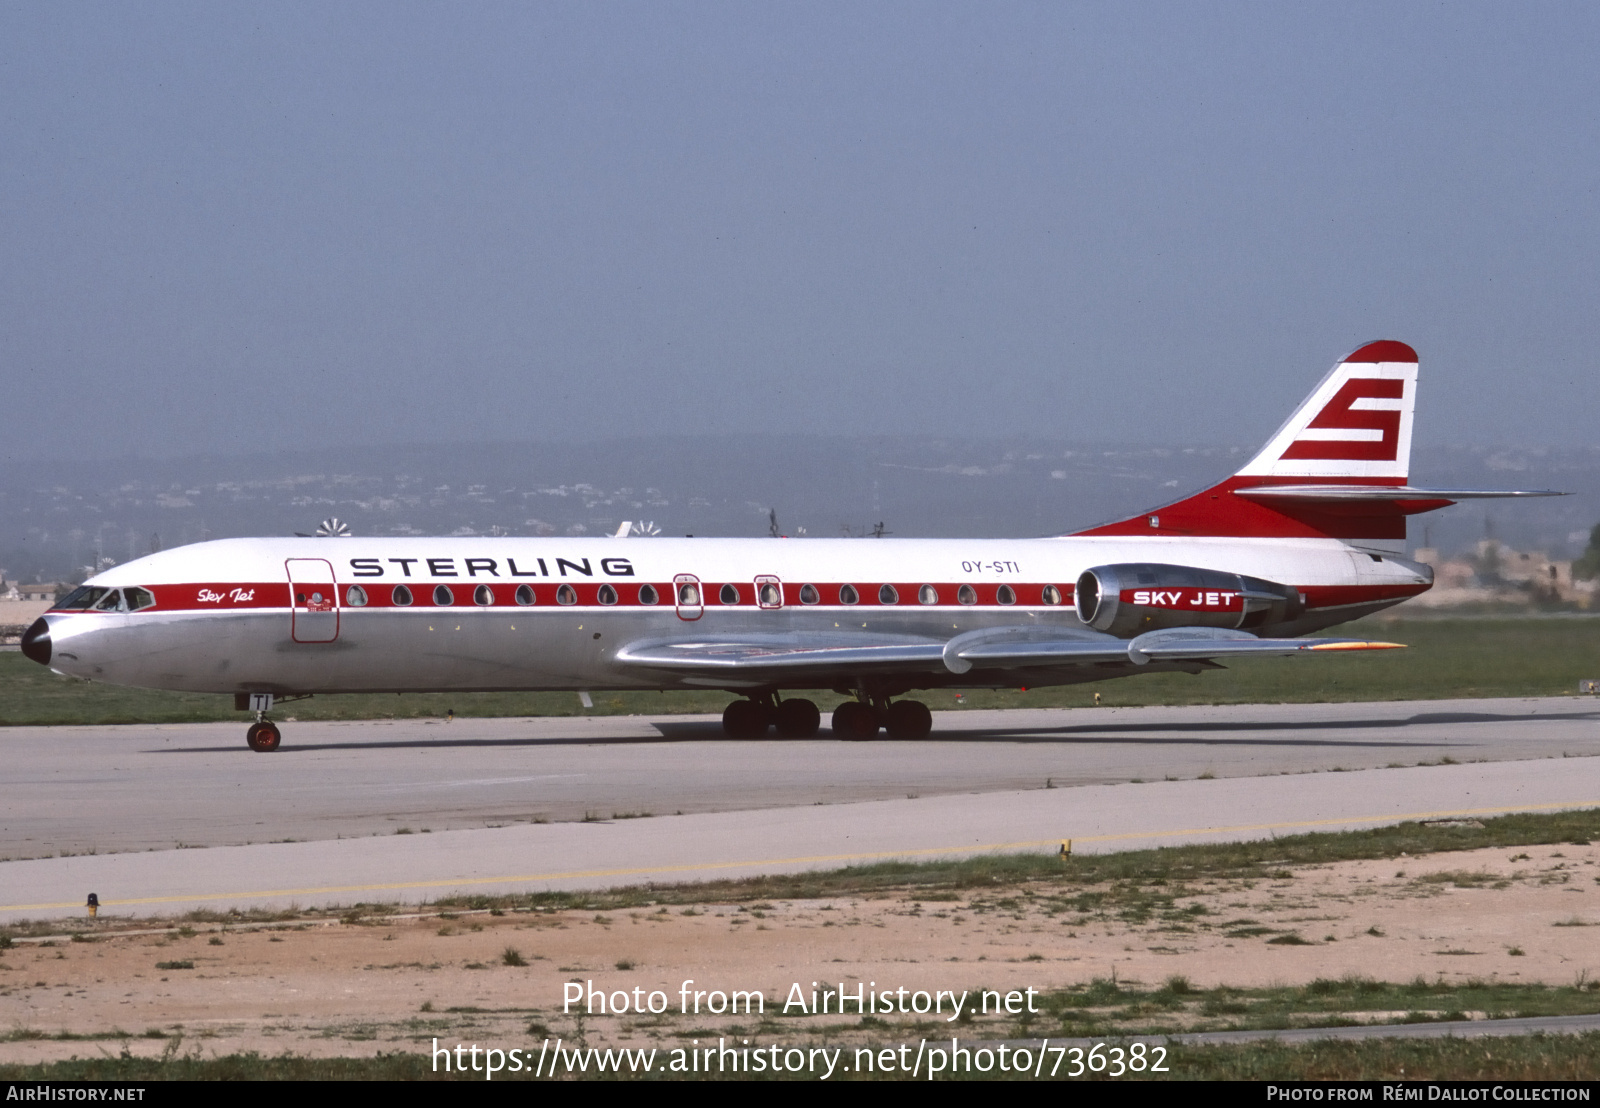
(236, 691, 290, 752)
(246, 720, 282, 753)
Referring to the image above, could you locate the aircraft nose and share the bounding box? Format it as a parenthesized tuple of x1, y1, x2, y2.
(20, 618, 51, 666)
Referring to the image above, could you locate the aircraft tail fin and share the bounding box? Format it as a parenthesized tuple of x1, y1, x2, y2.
(1236, 340, 1417, 481)
(1073, 341, 1422, 547)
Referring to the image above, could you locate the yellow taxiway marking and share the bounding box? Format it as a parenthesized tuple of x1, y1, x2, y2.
(3, 797, 1594, 914)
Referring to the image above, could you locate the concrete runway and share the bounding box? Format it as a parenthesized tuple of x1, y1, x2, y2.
(3, 697, 1597, 859)
(4, 753, 1599, 924)
(2, 696, 1598, 923)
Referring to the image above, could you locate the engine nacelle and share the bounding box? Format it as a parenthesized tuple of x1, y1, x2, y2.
(1075, 563, 1304, 639)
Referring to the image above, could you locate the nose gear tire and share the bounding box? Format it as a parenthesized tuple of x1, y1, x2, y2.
(246, 721, 282, 753)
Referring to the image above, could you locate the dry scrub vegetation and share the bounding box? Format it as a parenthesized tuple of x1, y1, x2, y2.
(5, 810, 1600, 1078)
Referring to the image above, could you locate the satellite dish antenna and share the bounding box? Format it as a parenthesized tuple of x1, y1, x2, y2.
(316, 518, 352, 538)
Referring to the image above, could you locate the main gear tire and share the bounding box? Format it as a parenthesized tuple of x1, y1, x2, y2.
(831, 700, 880, 741)
(884, 699, 933, 740)
(774, 698, 821, 738)
(721, 699, 771, 739)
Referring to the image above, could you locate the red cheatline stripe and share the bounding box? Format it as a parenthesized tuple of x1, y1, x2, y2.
(55, 579, 1424, 614)
(61, 581, 1083, 612)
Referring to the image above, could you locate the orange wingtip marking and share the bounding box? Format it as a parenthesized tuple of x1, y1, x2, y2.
(1306, 641, 1406, 652)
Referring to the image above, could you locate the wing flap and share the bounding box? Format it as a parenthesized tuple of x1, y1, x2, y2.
(1126, 626, 1402, 663)
(613, 632, 946, 673)
(941, 625, 1128, 674)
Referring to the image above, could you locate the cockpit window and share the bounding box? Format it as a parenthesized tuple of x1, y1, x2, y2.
(125, 587, 156, 610)
(93, 590, 127, 612)
(54, 587, 109, 610)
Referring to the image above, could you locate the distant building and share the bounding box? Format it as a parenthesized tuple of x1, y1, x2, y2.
(0, 582, 68, 643)
(1408, 543, 1591, 608)
(9, 582, 71, 602)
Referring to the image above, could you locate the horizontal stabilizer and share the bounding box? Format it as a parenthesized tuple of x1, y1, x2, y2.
(1235, 485, 1563, 502)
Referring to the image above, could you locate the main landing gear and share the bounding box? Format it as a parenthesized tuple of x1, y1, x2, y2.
(721, 694, 934, 740)
(721, 695, 822, 739)
(832, 698, 932, 741)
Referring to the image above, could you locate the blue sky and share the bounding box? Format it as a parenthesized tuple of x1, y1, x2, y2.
(4, 2, 1597, 457)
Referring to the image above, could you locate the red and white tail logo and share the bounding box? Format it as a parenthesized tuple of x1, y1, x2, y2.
(1237, 340, 1417, 481)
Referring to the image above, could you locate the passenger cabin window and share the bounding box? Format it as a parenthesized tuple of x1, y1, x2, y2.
(958, 584, 977, 605)
(345, 585, 368, 607)
(1042, 584, 1062, 605)
(514, 584, 536, 606)
(125, 587, 155, 611)
(799, 583, 820, 605)
(474, 584, 494, 606)
(878, 584, 898, 605)
(556, 584, 577, 605)
(719, 583, 740, 605)
(678, 583, 699, 606)
(758, 582, 780, 607)
(392, 585, 413, 606)
(997, 584, 1016, 605)
(918, 584, 938, 605)
(597, 584, 618, 605)
(433, 585, 454, 606)
(838, 584, 859, 605)
(638, 584, 659, 605)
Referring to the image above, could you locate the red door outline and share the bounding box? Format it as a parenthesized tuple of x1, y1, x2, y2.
(674, 574, 703, 621)
(286, 558, 340, 643)
(755, 575, 783, 609)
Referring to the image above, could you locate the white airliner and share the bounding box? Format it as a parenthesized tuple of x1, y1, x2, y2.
(22, 341, 1556, 751)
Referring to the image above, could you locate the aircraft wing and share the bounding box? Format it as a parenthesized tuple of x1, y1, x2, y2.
(614, 625, 1402, 684)
(943, 625, 1398, 671)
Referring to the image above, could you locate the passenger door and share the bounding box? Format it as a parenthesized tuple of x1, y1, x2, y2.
(755, 575, 783, 609)
(286, 558, 340, 643)
(674, 574, 703, 621)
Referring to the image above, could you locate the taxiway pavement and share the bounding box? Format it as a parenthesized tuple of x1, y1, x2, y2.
(2, 696, 1597, 922)
(3, 697, 1597, 859)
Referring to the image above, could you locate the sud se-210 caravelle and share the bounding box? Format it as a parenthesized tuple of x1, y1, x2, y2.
(21, 341, 1556, 751)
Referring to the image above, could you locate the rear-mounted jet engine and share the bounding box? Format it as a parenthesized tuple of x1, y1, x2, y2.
(1076, 563, 1304, 638)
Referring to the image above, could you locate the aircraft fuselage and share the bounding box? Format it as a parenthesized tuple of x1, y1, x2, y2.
(38, 534, 1430, 697)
